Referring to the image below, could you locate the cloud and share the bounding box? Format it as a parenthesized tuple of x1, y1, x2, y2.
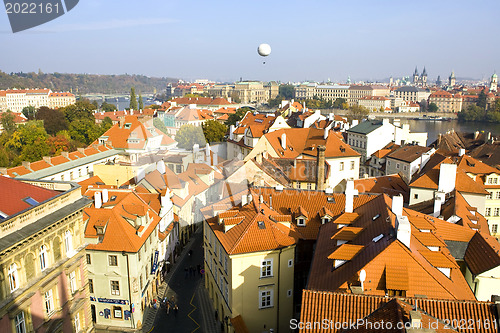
(38, 17, 178, 32)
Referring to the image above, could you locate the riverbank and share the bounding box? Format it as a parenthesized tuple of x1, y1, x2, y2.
(332, 110, 458, 119)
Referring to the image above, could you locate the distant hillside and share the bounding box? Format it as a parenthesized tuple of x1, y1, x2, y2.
(0, 70, 178, 94)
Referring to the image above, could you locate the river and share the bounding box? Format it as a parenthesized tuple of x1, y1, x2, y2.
(397, 119, 500, 146)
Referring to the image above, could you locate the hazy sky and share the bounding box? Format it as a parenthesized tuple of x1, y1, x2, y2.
(1, 0, 499, 83)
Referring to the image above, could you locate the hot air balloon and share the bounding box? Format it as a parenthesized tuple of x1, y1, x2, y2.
(258, 43, 271, 64)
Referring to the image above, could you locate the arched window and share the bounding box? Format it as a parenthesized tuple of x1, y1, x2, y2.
(40, 245, 48, 271)
(8, 263, 19, 292)
(64, 231, 73, 256)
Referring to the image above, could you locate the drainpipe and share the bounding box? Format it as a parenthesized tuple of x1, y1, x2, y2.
(276, 248, 282, 332)
(122, 251, 135, 329)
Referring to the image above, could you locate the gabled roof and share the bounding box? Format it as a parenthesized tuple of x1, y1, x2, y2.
(456, 154, 499, 175)
(353, 174, 410, 203)
(84, 190, 161, 252)
(265, 128, 359, 159)
(233, 112, 276, 137)
(307, 194, 479, 301)
(386, 145, 432, 163)
(464, 232, 500, 275)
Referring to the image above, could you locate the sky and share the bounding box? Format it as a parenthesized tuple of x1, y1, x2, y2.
(0, 0, 499, 83)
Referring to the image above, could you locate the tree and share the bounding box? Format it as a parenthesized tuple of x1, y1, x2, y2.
(458, 105, 486, 122)
(225, 107, 249, 126)
(202, 120, 228, 143)
(268, 95, 284, 108)
(138, 93, 144, 110)
(153, 118, 170, 135)
(347, 105, 369, 121)
(5, 121, 50, 162)
(22, 105, 36, 120)
(428, 102, 439, 113)
(101, 102, 117, 112)
(61, 99, 96, 122)
(130, 87, 138, 110)
(175, 125, 206, 150)
(100, 117, 113, 133)
(230, 91, 241, 103)
(0, 111, 16, 133)
(279, 84, 295, 99)
(68, 119, 102, 145)
(37, 106, 69, 135)
(333, 98, 347, 109)
(477, 90, 487, 109)
(47, 134, 73, 155)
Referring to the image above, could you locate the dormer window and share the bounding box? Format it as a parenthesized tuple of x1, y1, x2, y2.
(322, 217, 330, 224)
(124, 123, 132, 129)
(297, 217, 306, 226)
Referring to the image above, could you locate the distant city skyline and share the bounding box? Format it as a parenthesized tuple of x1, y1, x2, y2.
(1, 0, 499, 83)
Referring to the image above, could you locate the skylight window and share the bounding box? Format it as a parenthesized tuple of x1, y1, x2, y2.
(23, 197, 39, 206)
(258, 221, 265, 229)
(372, 214, 380, 220)
(327, 197, 335, 203)
(0, 210, 8, 219)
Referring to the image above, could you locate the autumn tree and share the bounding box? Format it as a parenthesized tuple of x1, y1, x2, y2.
(5, 121, 50, 162)
(347, 105, 369, 121)
(225, 107, 249, 126)
(0, 111, 16, 133)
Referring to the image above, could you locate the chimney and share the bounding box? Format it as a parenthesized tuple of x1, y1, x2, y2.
(61, 151, 69, 158)
(345, 179, 358, 213)
(438, 164, 457, 193)
(0, 167, 7, 175)
(119, 119, 125, 128)
(259, 195, 264, 204)
(459, 148, 465, 157)
(102, 189, 109, 203)
(206, 142, 210, 157)
(323, 128, 329, 140)
(281, 133, 287, 150)
(241, 194, 247, 206)
(247, 193, 253, 204)
(317, 145, 326, 191)
(409, 311, 422, 329)
(391, 195, 403, 216)
(352, 119, 359, 127)
(22, 161, 31, 170)
(95, 192, 102, 209)
(396, 215, 411, 248)
(269, 195, 272, 209)
(433, 191, 446, 217)
(474, 131, 480, 139)
(77, 148, 85, 155)
(229, 125, 235, 140)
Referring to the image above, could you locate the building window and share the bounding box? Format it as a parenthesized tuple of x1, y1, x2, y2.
(69, 271, 77, 294)
(109, 255, 118, 266)
(403, 165, 407, 171)
(113, 306, 122, 319)
(492, 224, 498, 234)
(396, 163, 400, 169)
(45, 289, 54, 316)
(297, 217, 306, 226)
(75, 313, 81, 332)
(496, 192, 500, 200)
(89, 279, 94, 293)
(15, 311, 25, 333)
(259, 290, 273, 308)
(288, 259, 293, 267)
(40, 245, 48, 271)
(414, 193, 418, 199)
(339, 162, 344, 171)
(86, 254, 91, 265)
(64, 230, 73, 256)
(8, 263, 19, 292)
(111, 281, 120, 295)
(307, 183, 312, 190)
(487, 192, 493, 200)
(261, 260, 273, 278)
(350, 161, 355, 170)
(387, 161, 391, 166)
(486, 208, 491, 216)
(224, 257, 228, 273)
(494, 208, 499, 217)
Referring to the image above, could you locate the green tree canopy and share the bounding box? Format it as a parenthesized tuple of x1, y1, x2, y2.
(202, 120, 228, 143)
(37, 106, 69, 135)
(428, 102, 439, 113)
(68, 119, 102, 145)
(333, 98, 347, 109)
(61, 99, 96, 122)
(279, 84, 295, 99)
(0, 111, 16, 133)
(101, 102, 117, 112)
(22, 105, 36, 120)
(477, 90, 487, 109)
(130, 87, 138, 110)
(139, 93, 144, 110)
(225, 107, 250, 126)
(175, 124, 206, 150)
(100, 117, 113, 133)
(5, 121, 50, 162)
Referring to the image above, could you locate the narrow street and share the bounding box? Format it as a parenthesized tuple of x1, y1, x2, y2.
(152, 231, 207, 333)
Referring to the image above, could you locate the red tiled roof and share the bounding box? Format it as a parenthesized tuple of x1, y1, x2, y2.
(0, 176, 59, 216)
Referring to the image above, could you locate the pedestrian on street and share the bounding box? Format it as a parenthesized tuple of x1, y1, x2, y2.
(174, 304, 179, 317)
(166, 302, 170, 315)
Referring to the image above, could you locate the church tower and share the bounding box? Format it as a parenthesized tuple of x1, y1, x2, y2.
(490, 73, 498, 92)
(413, 67, 419, 85)
(449, 71, 456, 87)
(421, 67, 428, 87)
